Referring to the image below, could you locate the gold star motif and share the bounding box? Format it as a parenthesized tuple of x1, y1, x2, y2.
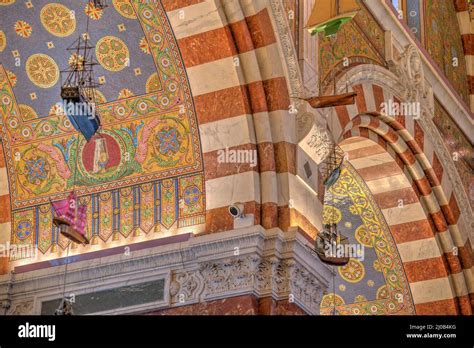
(14, 20, 33, 38)
(134, 68, 141, 76)
(98, 76, 106, 85)
(30, 92, 37, 100)
(117, 23, 126, 32)
(25, 1, 33, 8)
(85, 2, 103, 20)
(47, 41, 54, 49)
(12, 50, 20, 58)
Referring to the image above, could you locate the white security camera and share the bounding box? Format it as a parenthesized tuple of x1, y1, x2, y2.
(228, 202, 244, 218)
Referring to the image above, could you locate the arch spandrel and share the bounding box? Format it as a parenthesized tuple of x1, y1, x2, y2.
(0, 1, 205, 265)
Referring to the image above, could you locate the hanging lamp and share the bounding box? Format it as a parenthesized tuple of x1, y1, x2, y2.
(306, 0, 360, 37)
(303, 0, 359, 109)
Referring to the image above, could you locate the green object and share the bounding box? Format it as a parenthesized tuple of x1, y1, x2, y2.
(309, 12, 358, 37)
(324, 166, 341, 188)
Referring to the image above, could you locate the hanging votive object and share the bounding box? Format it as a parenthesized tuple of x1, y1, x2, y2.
(51, 192, 90, 245)
(306, 0, 360, 37)
(315, 223, 350, 266)
(62, 91, 101, 142)
(320, 143, 345, 188)
(60, 34, 101, 142)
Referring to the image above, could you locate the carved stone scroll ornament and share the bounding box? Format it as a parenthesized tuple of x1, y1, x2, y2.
(254, 257, 272, 293)
(170, 271, 200, 304)
(387, 43, 434, 115)
(169, 256, 327, 314)
(290, 265, 324, 313)
(7, 300, 34, 315)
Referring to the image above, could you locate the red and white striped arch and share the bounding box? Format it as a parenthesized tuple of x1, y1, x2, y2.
(161, 0, 297, 234)
(330, 64, 473, 314)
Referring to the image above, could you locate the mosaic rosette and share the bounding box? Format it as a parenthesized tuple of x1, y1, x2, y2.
(112, 0, 136, 19)
(96, 36, 130, 72)
(40, 3, 76, 37)
(25, 54, 59, 89)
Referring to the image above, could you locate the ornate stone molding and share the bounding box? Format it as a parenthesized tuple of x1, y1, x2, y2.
(416, 115, 474, 236)
(267, 0, 305, 101)
(7, 300, 34, 315)
(0, 226, 332, 315)
(167, 230, 331, 314)
(268, 0, 329, 134)
(291, 263, 324, 310)
(386, 39, 434, 116)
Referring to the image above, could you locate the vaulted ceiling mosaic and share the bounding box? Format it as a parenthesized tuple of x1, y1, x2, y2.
(424, 0, 470, 106)
(319, 164, 414, 315)
(318, 1, 385, 91)
(0, 0, 159, 118)
(0, 1, 205, 260)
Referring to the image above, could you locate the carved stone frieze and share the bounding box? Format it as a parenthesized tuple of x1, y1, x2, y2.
(0, 215, 331, 316)
(169, 250, 326, 314)
(387, 42, 434, 115)
(8, 300, 34, 315)
(290, 264, 324, 312)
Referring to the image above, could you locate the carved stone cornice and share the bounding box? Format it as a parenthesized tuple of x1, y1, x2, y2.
(0, 226, 332, 315)
(7, 300, 33, 315)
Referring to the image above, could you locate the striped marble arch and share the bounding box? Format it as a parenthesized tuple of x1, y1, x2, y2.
(328, 71, 473, 314)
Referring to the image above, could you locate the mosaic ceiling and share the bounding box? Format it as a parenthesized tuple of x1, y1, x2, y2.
(319, 164, 415, 315)
(0, 1, 205, 260)
(0, 0, 159, 118)
(424, 0, 470, 106)
(318, 1, 385, 90)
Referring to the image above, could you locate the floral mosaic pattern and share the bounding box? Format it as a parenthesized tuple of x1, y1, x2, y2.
(318, 1, 385, 91)
(424, 0, 470, 105)
(432, 100, 473, 204)
(0, 0, 158, 118)
(320, 164, 415, 315)
(1, 1, 205, 260)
